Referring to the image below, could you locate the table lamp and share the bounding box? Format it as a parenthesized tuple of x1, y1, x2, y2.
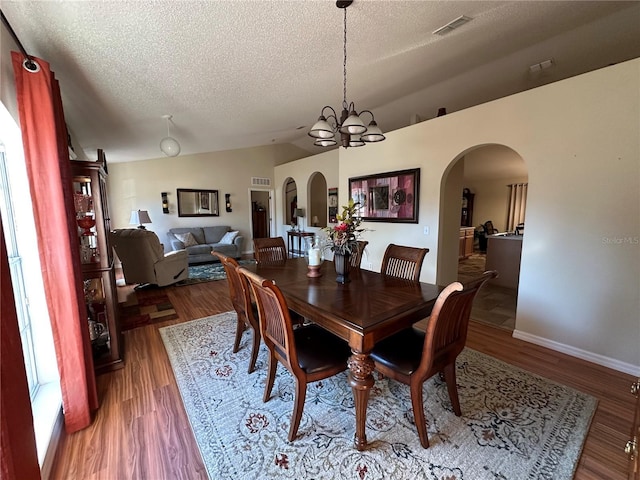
(294, 208, 305, 232)
(129, 210, 152, 229)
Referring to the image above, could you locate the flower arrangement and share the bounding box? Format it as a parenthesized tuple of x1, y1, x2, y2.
(323, 198, 364, 256)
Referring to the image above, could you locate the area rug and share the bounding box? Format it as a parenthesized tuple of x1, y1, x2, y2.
(160, 312, 597, 480)
(119, 294, 178, 331)
(175, 259, 256, 286)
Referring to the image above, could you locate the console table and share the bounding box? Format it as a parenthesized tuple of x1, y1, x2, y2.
(287, 230, 314, 257)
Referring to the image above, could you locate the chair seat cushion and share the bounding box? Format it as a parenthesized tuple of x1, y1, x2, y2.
(294, 325, 351, 375)
(370, 327, 425, 376)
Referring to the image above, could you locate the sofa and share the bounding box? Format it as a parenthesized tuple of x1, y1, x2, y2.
(111, 229, 189, 287)
(167, 226, 243, 264)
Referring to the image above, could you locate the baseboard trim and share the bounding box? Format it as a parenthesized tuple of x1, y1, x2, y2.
(40, 407, 64, 480)
(513, 329, 640, 377)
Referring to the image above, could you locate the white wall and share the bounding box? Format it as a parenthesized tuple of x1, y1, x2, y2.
(107, 144, 308, 253)
(274, 149, 339, 241)
(284, 59, 640, 374)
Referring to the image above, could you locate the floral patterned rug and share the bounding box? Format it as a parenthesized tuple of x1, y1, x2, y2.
(160, 312, 597, 480)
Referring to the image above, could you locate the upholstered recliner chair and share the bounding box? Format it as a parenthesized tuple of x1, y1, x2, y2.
(110, 229, 189, 288)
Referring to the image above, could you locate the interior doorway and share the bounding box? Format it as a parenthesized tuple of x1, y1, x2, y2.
(249, 189, 274, 240)
(441, 144, 528, 332)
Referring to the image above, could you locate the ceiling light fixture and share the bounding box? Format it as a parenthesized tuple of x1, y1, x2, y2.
(160, 114, 181, 157)
(308, 0, 385, 149)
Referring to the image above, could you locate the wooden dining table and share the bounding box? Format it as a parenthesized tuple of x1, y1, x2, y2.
(244, 257, 442, 450)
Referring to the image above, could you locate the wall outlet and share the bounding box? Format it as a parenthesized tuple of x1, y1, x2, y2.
(368, 262, 373, 269)
(423, 226, 429, 235)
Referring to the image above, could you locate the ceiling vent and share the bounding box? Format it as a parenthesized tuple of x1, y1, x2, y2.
(433, 15, 472, 36)
(251, 177, 271, 187)
(529, 59, 555, 74)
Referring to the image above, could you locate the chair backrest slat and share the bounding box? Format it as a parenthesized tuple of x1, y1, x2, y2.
(381, 243, 429, 281)
(350, 240, 368, 269)
(253, 237, 288, 265)
(419, 271, 498, 377)
(238, 267, 299, 370)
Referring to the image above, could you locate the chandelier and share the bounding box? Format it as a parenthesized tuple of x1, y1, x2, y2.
(308, 0, 385, 148)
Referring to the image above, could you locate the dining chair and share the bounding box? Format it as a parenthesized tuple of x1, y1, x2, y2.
(211, 252, 261, 373)
(370, 270, 498, 448)
(380, 243, 429, 281)
(253, 237, 288, 265)
(349, 240, 368, 269)
(237, 267, 352, 442)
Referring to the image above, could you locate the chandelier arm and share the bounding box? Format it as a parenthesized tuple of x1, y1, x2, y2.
(359, 110, 375, 122)
(321, 105, 338, 121)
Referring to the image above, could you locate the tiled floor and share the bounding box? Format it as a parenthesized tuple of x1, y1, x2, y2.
(458, 253, 517, 331)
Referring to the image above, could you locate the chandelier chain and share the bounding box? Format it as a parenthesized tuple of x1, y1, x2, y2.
(343, 5, 348, 108)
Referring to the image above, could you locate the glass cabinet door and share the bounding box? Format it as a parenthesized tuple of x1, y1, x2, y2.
(72, 174, 100, 265)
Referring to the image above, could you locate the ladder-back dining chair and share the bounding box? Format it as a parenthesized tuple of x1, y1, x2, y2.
(211, 251, 261, 373)
(381, 243, 429, 281)
(349, 240, 368, 269)
(237, 267, 351, 442)
(370, 270, 498, 448)
(253, 237, 288, 265)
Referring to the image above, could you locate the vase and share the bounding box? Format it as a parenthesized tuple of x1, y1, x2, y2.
(334, 252, 351, 284)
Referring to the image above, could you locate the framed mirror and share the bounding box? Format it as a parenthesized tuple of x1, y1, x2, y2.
(177, 188, 219, 217)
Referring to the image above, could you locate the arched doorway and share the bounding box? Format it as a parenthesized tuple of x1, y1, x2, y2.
(308, 172, 328, 228)
(283, 177, 297, 229)
(440, 144, 528, 332)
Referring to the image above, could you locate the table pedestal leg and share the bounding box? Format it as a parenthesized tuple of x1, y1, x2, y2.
(347, 351, 375, 451)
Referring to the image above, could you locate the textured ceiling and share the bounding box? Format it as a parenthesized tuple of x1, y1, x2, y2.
(2, 1, 640, 168)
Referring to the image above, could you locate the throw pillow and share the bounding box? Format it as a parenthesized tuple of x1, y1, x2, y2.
(174, 232, 198, 247)
(219, 230, 239, 244)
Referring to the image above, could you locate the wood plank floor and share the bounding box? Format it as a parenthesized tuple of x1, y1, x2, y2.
(49, 277, 636, 479)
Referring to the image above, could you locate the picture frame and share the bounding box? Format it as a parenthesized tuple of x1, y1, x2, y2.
(177, 188, 219, 217)
(348, 168, 420, 223)
(328, 187, 338, 223)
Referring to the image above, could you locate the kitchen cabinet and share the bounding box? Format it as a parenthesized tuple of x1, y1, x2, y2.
(459, 227, 475, 259)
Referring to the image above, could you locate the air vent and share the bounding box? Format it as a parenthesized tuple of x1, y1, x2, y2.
(251, 177, 271, 187)
(529, 59, 554, 74)
(433, 15, 472, 36)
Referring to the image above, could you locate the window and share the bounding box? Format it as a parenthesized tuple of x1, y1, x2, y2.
(1, 103, 61, 467)
(0, 146, 39, 396)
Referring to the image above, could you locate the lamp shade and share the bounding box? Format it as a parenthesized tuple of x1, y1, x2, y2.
(294, 208, 305, 218)
(339, 111, 367, 135)
(160, 136, 181, 157)
(130, 210, 152, 228)
(360, 121, 386, 143)
(309, 116, 335, 139)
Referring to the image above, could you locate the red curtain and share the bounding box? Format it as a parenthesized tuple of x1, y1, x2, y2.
(1, 218, 41, 480)
(11, 52, 98, 433)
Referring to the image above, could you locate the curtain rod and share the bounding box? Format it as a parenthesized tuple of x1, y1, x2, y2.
(0, 9, 38, 71)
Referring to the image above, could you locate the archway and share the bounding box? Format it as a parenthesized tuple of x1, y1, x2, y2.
(439, 144, 528, 332)
(308, 172, 328, 228)
(283, 177, 297, 228)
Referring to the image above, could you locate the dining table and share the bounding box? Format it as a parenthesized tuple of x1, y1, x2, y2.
(244, 257, 442, 450)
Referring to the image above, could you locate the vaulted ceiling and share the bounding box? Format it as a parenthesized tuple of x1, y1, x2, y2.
(2, 1, 639, 165)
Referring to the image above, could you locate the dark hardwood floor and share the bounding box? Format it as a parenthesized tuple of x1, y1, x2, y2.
(49, 276, 636, 480)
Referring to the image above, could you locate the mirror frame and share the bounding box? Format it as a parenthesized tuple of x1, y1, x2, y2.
(177, 188, 220, 217)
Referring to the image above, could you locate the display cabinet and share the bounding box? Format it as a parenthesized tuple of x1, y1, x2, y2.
(71, 150, 123, 374)
(461, 188, 474, 227)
